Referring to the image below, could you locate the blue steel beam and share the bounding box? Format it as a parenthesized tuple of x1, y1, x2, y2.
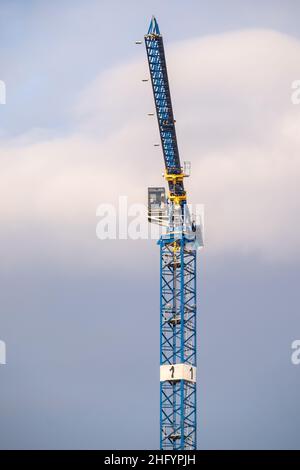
(159, 238, 197, 449)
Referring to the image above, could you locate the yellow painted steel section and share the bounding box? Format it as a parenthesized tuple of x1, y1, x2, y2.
(164, 172, 185, 183)
(168, 193, 187, 205)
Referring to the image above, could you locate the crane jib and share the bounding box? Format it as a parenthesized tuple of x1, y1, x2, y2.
(144, 32, 185, 198)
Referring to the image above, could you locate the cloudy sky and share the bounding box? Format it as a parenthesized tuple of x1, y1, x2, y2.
(0, 0, 300, 449)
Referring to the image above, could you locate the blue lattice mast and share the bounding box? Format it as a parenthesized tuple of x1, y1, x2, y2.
(144, 16, 203, 450)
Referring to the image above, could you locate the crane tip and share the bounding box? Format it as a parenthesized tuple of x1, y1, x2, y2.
(147, 16, 160, 35)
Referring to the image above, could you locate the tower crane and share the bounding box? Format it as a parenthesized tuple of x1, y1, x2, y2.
(141, 16, 203, 450)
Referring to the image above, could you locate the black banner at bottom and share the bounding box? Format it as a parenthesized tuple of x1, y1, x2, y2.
(0, 450, 299, 465)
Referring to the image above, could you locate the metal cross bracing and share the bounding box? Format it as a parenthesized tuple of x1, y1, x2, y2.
(161, 381, 196, 450)
(159, 237, 197, 449)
